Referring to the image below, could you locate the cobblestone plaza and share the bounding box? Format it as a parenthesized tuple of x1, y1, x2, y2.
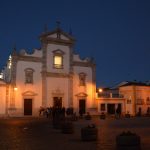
(0, 116, 149, 150)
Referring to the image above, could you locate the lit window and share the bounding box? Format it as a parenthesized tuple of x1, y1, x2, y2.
(54, 55, 63, 68)
(52, 49, 64, 69)
(24, 68, 34, 84)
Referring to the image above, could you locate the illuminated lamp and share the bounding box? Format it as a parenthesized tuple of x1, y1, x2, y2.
(98, 88, 103, 93)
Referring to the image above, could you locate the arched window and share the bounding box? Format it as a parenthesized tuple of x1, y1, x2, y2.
(54, 55, 63, 68)
(53, 49, 64, 69)
(24, 68, 34, 84)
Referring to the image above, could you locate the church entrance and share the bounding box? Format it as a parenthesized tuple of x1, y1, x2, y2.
(24, 99, 32, 115)
(53, 97, 62, 108)
(79, 99, 86, 115)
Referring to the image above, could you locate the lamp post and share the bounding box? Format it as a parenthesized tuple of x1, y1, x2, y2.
(98, 88, 103, 93)
(98, 88, 103, 98)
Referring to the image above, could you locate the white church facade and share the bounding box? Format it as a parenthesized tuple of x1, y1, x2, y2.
(0, 26, 96, 117)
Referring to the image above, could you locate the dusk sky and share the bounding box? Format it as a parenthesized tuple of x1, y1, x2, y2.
(0, 0, 150, 87)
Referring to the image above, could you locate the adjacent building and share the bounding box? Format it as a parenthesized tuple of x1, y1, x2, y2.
(96, 87, 125, 115)
(119, 81, 150, 116)
(96, 81, 150, 116)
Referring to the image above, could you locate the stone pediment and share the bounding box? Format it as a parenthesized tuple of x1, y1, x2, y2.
(52, 49, 65, 55)
(47, 33, 70, 41)
(75, 92, 88, 97)
(22, 91, 38, 96)
(51, 88, 64, 97)
(39, 28, 75, 45)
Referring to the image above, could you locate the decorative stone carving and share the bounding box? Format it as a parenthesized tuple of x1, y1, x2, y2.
(79, 72, 86, 86)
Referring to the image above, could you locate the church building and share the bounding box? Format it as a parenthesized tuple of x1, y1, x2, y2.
(0, 26, 96, 117)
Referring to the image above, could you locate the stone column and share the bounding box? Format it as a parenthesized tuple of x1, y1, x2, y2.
(10, 54, 17, 109)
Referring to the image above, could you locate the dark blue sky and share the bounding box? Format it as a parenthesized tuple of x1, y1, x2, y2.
(0, 0, 150, 87)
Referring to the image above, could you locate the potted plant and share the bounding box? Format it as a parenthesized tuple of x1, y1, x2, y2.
(116, 131, 141, 150)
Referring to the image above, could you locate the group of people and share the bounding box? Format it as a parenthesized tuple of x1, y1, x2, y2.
(39, 106, 74, 119)
(115, 107, 121, 119)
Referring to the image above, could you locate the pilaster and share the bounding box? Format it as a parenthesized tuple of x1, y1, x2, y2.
(41, 43, 47, 107)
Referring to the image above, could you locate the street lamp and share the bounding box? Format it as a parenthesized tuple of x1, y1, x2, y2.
(98, 88, 103, 93)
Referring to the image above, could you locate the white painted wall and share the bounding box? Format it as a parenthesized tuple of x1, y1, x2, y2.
(73, 66, 94, 111)
(46, 77, 69, 107)
(0, 81, 6, 115)
(15, 61, 42, 113)
(119, 85, 150, 115)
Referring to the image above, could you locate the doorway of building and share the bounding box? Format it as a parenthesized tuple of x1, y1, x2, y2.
(79, 99, 86, 115)
(117, 103, 122, 113)
(53, 97, 62, 108)
(107, 104, 115, 114)
(24, 99, 32, 115)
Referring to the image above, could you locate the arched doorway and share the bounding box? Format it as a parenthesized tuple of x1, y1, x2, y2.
(24, 99, 32, 115)
(22, 91, 37, 116)
(76, 92, 88, 115)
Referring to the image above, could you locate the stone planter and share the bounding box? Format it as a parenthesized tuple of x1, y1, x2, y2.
(81, 124, 98, 141)
(61, 121, 74, 134)
(116, 131, 141, 150)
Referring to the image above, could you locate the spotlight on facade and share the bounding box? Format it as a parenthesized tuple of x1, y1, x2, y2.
(14, 87, 18, 91)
